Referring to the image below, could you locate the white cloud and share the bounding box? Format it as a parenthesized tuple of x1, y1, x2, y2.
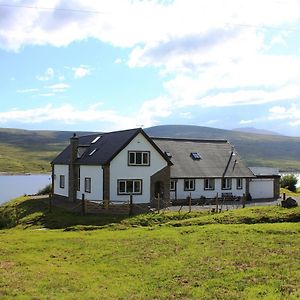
(72, 65, 92, 79)
(114, 58, 122, 64)
(36, 67, 54, 81)
(17, 88, 39, 93)
(45, 83, 70, 92)
(268, 104, 300, 126)
(240, 119, 255, 125)
(0, 99, 173, 130)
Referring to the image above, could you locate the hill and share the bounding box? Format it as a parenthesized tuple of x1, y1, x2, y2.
(0, 125, 299, 173)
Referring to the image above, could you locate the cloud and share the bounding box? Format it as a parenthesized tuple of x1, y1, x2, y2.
(36, 67, 54, 81)
(0, 99, 173, 130)
(71, 65, 92, 79)
(45, 83, 70, 92)
(17, 88, 39, 93)
(114, 58, 122, 64)
(268, 104, 300, 126)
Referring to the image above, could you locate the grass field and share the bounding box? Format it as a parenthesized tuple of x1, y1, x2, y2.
(0, 197, 300, 299)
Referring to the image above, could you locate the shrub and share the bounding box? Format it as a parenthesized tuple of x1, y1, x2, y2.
(280, 174, 298, 192)
(37, 184, 52, 195)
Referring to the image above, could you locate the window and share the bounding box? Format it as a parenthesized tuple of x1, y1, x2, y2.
(236, 178, 243, 189)
(190, 152, 201, 160)
(184, 179, 195, 191)
(222, 178, 232, 190)
(118, 179, 142, 195)
(89, 149, 97, 156)
(170, 180, 177, 191)
(204, 178, 215, 190)
(128, 151, 150, 166)
(59, 175, 65, 189)
(91, 136, 101, 144)
(85, 177, 91, 193)
(165, 151, 172, 159)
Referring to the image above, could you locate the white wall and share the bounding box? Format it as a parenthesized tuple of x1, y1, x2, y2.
(77, 165, 103, 201)
(53, 164, 69, 197)
(110, 133, 167, 203)
(170, 178, 246, 200)
(249, 179, 274, 199)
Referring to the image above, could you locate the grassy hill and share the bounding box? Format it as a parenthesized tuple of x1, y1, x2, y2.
(0, 125, 299, 173)
(0, 196, 299, 299)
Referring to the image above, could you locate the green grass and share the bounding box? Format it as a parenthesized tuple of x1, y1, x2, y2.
(1, 197, 300, 299)
(0, 223, 299, 299)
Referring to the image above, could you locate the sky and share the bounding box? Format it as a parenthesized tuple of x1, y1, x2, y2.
(1, 0, 300, 136)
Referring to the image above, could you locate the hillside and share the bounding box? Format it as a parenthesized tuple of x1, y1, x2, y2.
(0, 125, 299, 173)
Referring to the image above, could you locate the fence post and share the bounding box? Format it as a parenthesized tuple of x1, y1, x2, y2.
(49, 194, 52, 213)
(81, 194, 85, 215)
(129, 193, 133, 216)
(283, 193, 286, 201)
(188, 192, 192, 213)
(216, 193, 219, 213)
(242, 193, 246, 208)
(157, 193, 160, 213)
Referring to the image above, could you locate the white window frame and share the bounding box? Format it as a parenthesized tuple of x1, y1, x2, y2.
(128, 151, 150, 166)
(222, 178, 232, 190)
(59, 175, 65, 189)
(236, 178, 243, 190)
(184, 179, 195, 191)
(85, 177, 91, 193)
(118, 179, 142, 195)
(204, 178, 215, 190)
(170, 180, 177, 191)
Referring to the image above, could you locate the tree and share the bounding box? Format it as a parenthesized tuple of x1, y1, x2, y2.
(280, 174, 298, 192)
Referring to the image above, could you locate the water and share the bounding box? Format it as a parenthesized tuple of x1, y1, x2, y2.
(0, 174, 51, 205)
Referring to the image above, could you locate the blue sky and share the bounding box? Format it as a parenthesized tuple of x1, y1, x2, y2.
(1, 0, 300, 136)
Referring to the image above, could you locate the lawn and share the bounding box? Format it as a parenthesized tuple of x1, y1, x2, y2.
(0, 197, 300, 299)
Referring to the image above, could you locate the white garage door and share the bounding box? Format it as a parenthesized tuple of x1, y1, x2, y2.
(249, 179, 274, 199)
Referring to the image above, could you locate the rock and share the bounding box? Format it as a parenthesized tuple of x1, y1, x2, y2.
(281, 197, 298, 208)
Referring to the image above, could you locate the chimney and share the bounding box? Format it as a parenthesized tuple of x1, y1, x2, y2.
(69, 133, 79, 202)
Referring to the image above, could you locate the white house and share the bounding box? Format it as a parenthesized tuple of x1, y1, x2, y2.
(51, 128, 278, 205)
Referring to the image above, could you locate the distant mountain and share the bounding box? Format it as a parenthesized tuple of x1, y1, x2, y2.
(232, 127, 280, 136)
(0, 125, 299, 173)
(145, 125, 300, 171)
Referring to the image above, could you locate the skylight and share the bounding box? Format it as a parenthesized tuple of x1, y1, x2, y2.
(89, 149, 97, 156)
(165, 151, 172, 158)
(91, 136, 101, 144)
(190, 152, 201, 160)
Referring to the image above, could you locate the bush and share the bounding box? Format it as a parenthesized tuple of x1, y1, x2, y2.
(37, 184, 52, 195)
(280, 174, 298, 192)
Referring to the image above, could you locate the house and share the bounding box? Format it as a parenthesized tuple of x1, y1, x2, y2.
(153, 137, 255, 202)
(51, 128, 172, 204)
(248, 167, 280, 200)
(52, 127, 275, 206)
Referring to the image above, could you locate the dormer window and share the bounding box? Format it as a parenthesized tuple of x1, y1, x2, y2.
(128, 151, 150, 166)
(190, 152, 201, 160)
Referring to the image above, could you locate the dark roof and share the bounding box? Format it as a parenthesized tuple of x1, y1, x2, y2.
(249, 167, 280, 176)
(52, 128, 171, 166)
(152, 137, 255, 178)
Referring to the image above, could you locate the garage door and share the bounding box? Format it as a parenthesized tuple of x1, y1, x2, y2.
(249, 179, 274, 199)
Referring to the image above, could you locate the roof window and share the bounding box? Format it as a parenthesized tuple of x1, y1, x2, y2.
(190, 152, 201, 160)
(165, 151, 172, 158)
(89, 149, 97, 156)
(91, 136, 101, 144)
